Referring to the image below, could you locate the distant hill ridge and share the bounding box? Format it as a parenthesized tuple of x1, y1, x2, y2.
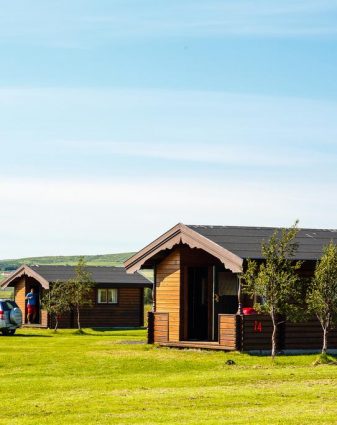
(0, 252, 135, 271)
(0, 252, 154, 294)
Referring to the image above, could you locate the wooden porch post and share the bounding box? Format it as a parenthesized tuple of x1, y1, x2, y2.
(152, 265, 156, 313)
(237, 274, 243, 315)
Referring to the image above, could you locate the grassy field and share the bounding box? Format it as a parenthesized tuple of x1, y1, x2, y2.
(1, 329, 337, 424)
(0, 288, 14, 299)
(0, 252, 136, 271)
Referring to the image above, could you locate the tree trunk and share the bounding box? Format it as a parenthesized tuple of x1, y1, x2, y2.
(77, 305, 81, 330)
(54, 315, 58, 332)
(322, 326, 328, 354)
(271, 314, 277, 360)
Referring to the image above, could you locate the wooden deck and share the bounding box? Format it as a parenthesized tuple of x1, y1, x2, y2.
(158, 340, 235, 351)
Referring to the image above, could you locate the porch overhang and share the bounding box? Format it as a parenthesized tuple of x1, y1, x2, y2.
(125, 223, 243, 274)
(0, 265, 50, 289)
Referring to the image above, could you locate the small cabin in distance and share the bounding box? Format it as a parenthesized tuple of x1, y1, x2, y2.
(1, 265, 151, 328)
(125, 223, 337, 352)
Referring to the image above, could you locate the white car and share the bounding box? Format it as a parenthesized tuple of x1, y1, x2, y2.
(0, 299, 22, 335)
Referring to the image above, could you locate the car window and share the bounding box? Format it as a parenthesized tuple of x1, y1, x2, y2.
(0, 301, 18, 310)
(1, 302, 10, 311)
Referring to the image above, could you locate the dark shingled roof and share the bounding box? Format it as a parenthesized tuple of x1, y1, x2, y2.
(187, 225, 337, 261)
(29, 265, 151, 287)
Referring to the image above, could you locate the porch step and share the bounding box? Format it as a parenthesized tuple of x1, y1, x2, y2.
(159, 341, 234, 351)
(22, 324, 48, 329)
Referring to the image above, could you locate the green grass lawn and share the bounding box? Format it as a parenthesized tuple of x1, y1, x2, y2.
(1, 329, 337, 425)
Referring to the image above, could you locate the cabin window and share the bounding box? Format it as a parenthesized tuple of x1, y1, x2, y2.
(97, 288, 118, 304)
(217, 272, 238, 296)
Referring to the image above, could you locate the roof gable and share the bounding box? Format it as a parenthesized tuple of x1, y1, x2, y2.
(124, 223, 243, 273)
(1, 265, 151, 288)
(125, 223, 337, 274)
(1, 265, 50, 289)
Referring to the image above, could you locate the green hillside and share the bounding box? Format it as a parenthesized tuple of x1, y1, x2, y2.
(0, 252, 135, 271)
(0, 253, 154, 295)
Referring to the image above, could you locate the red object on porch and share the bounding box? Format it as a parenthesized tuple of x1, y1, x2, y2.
(243, 307, 257, 315)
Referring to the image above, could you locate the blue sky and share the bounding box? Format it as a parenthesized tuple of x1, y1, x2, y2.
(1, 0, 337, 258)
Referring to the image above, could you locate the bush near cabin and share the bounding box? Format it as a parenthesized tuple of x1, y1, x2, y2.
(242, 221, 304, 359)
(307, 241, 337, 355)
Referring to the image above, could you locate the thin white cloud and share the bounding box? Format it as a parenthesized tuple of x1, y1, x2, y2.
(1, 176, 337, 258)
(1, 86, 337, 176)
(64, 0, 337, 41)
(1, 86, 337, 143)
(58, 140, 334, 168)
(0, 85, 336, 257)
(1, 0, 337, 47)
(75, 1, 337, 39)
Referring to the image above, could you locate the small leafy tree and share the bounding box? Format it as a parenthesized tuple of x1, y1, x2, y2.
(66, 258, 94, 330)
(42, 280, 71, 331)
(307, 242, 337, 354)
(242, 221, 303, 359)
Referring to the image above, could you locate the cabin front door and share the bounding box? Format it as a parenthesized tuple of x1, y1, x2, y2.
(187, 267, 209, 340)
(25, 282, 41, 324)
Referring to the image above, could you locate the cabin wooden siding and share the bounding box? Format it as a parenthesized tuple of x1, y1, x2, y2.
(218, 314, 239, 349)
(155, 249, 181, 342)
(285, 318, 337, 350)
(50, 311, 72, 329)
(239, 315, 337, 352)
(49, 287, 144, 328)
(241, 315, 274, 351)
(14, 277, 25, 325)
(40, 306, 48, 326)
(147, 312, 171, 343)
(217, 314, 279, 352)
(75, 287, 144, 328)
(147, 311, 154, 343)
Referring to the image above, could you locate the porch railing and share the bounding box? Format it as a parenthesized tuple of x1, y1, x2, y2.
(147, 312, 169, 344)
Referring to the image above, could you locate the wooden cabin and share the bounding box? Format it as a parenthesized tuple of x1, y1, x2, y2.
(1, 265, 151, 328)
(125, 223, 337, 352)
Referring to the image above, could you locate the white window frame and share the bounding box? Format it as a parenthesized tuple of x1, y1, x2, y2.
(97, 288, 118, 304)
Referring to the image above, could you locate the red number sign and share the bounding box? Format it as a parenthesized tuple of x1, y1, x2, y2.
(254, 321, 262, 333)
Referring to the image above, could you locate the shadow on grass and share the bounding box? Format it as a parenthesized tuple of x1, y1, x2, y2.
(72, 329, 85, 335)
(13, 334, 52, 338)
(71, 327, 146, 337)
(313, 353, 337, 366)
(245, 350, 337, 357)
(91, 327, 146, 332)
